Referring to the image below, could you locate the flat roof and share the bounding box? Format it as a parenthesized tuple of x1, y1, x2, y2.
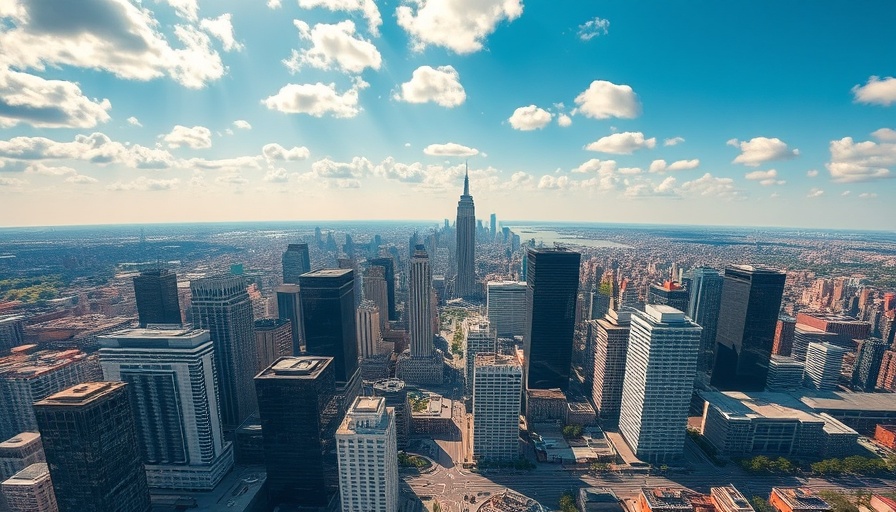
(301, 268, 352, 278)
(260, 356, 332, 379)
(0, 432, 41, 449)
(771, 488, 832, 511)
(800, 391, 896, 412)
(38, 381, 124, 406)
(3, 463, 49, 484)
(640, 488, 693, 510)
(0, 349, 89, 379)
(699, 391, 856, 435)
(353, 397, 382, 413)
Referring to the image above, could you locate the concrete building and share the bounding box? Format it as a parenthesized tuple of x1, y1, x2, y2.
(487, 281, 527, 338)
(373, 379, 410, 450)
(473, 353, 522, 462)
(464, 317, 496, 394)
(369, 258, 397, 321)
(275, 284, 303, 354)
(363, 265, 389, 330)
(0, 433, 44, 482)
(852, 338, 887, 391)
(878, 350, 896, 392)
(797, 392, 896, 435)
(34, 382, 151, 512)
(0, 316, 25, 354)
(1, 463, 57, 512)
(578, 488, 624, 512)
(647, 281, 689, 313)
(619, 305, 701, 463)
(794, 312, 871, 347)
(769, 488, 832, 512)
(253, 319, 293, 374)
(0, 347, 99, 441)
(636, 488, 695, 512)
(791, 324, 838, 362)
(590, 308, 631, 427)
(803, 342, 846, 390)
(97, 327, 233, 490)
(409, 393, 455, 435)
(711, 486, 755, 512)
(281, 243, 311, 285)
(773, 315, 797, 357)
(190, 275, 257, 429)
(873, 424, 896, 450)
(455, 168, 477, 299)
(133, 269, 182, 327)
(336, 396, 398, 512)
(699, 391, 858, 458)
(765, 356, 805, 391)
(255, 356, 339, 509)
(409, 245, 434, 357)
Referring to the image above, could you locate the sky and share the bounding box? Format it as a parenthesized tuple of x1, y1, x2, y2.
(0, 0, 894, 229)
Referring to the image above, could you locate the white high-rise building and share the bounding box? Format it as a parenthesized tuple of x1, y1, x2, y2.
(464, 317, 495, 394)
(336, 396, 398, 512)
(473, 353, 522, 462)
(486, 281, 527, 337)
(0, 463, 58, 512)
(408, 245, 433, 357)
(97, 327, 233, 490)
(357, 300, 383, 359)
(363, 266, 389, 330)
(619, 305, 701, 463)
(804, 342, 846, 390)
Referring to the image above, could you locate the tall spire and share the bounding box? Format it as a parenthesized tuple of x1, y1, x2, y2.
(463, 161, 469, 196)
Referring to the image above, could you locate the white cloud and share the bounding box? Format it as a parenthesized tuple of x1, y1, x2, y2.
(0, 177, 27, 187)
(395, 65, 466, 108)
(200, 13, 243, 52)
(396, 0, 523, 54)
(538, 175, 570, 189)
(557, 114, 572, 127)
(585, 132, 655, 154)
(186, 156, 263, 171)
(263, 79, 367, 118)
(163, 125, 212, 149)
(108, 176, 180, 191)
(872, 128, 896, 141)
(374, 157, 426, 183)
(825, 130, 896, 182)
(577, 17, 609, 41)
(127, 116, 142, 127)
(648, 159, 699, 173)
(215, 172, 249, 185)
(860, 192, 877, 199)
(624, 176, 678, 198)
(0, 68, 111, 128)
(267, 0, 282, 7)
(852, 76, 896, 106)
(573, 80, 641, 119)
(806, 169, 819, 177)
(264, 168, 289, 183)
(679, 173, 740, 198)
(0, 0, 225, 89)
(727, 137, 799, 166)
(841, 190, 851, 196)
(285, 20, 381, 74)
(0, 133, 175, 169)
(663, 136, 685, 146)
(65, 174, 98, 184)
(423, 143, 479, 157)
(508, 105, 552, 131)
(262, 143, 310, 161)
(807, 187, 824, 198)
(233, 120, 252, 130)
(160, 0, 198, 21)
(298, 0, 382, 36)
(744, 168, 785, 186)
(571, 158, 616, 174)
(24, 163, 76, 176)
(311, 156, 373, 178)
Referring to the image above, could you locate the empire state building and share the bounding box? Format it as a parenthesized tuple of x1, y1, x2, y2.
(455, 168, 476, 298)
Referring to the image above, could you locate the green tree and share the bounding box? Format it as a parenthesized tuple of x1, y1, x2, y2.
(819, 491, 859, 512)
(559, 491, 577, 512)
(751, 497, 774, 512)
(562, 424, 583, 438)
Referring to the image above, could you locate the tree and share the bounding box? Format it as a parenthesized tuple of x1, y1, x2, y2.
(562, 424, 583, 438)
(819, 491, 859, 512)
(559, 492, 577, 512)
(751, 496, 774, 512)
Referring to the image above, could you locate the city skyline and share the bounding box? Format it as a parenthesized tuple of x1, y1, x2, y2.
(0, 1, 894, 229)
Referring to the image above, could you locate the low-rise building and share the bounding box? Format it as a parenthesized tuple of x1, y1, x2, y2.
(873, 424, 896, 450)
(636, 488, 695, 512)
(711, 486, 754, 512)
(410, 393, 454, 435)
(869, 495, 896, 512)
(769, 488, 832, 512)
(0, 463, 57, 512)
(578, 487, 623, 512)
(0, 433, 44, 481)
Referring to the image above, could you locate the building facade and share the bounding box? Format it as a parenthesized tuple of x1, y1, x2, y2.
(487, 281, 527, 338)
(0, 316, 25, 354)
(408, 245, 434, 357)
(687, 268, 723, 383)
(711, 265, 786, 391)
(363, 265, 389, 330)
(464, 317, 496, 394)
(803, 342, 847, 391)
(275, 284, 303, 354)
(473, 353, 523, 462)
(852, 338, 887, 391)
(336, 397, 398, 512)
(368, 258, 397, 321)
(299, 269, 359, 385)
(253, 319, 293, 374)
(282, 243, 311, 285)
(133, 269, 182, 327)
(1, 463, 58, 512)
(372, 379, 410, 450)
(619, 305, 701, 463)
(590, 308, 632, 427)
(34, 382, 151, 512)
(0, 433, 44, 482)
(190, 275, 257, 429)
(455, 169, 476, 298)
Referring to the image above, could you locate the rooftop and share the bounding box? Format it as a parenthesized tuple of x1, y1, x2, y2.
(98, 327, 210, 349)
(799, 391, 896, 412)
(641, 488, 693, 510)
(260, 356, 332, 379)
(0, 432, 41, 450)
(580, 487, 620, 503)
(353, 397, 382, 413)
(0, 348, 89, 380)
(372, 378, 406, 392)
(644, 304, 688, 323)
(2, 463, 50, 485)
(771, 488, 832, 511)
(37, 381, 125, 406)
(727, 264, 784, 275)
(300, 268, 352, 278)
(699, 391, 856, 435)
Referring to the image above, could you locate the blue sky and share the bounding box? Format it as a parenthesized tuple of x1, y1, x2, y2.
(0, 0, 894, 229)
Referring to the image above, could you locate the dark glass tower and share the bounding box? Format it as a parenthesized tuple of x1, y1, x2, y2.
(647, 282, 689, 313)
(455, 168, 476, 298)
(133, 269, 181, 326)
(34, 382, 151, 512)
(282, 243, 311, 285)
(523, 248, 581, 391)
(255, 357, 339, 508)
(299, 269, 358, 383)
(852, 338, 887, 391)
(710, 265, 786, 391)
(275, 284, 303, 354)
(369, 257, 396, 321)
(190, 276, 258, 429)
(687, 267, 723, 383)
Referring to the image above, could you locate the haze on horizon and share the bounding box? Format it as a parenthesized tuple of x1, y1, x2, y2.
(0, 0, 894, 230)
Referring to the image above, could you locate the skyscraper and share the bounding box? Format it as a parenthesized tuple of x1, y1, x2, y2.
(356, 300, 383, 359)
(852, 338, 887, 391)
(190, 275, 258, 429)
(282, 243, 311, 285)
(0, 463, 58, 512)
(486, 281, 527, 337)
(0, 433, 45, 482)
(363, 265, 389, 330)
(803, 342, 846, 390)
(408, 245, 433, 357)
(711, 265, 786, 391)
(619, 305, 701, 463)
(255, 357, 339, 508)
(336, 396, 398, 512)
(523, 248, 581, 391)
(687, 267, 723, 382)
(133, 269, 181, 327)
(647, 281, 689, 313)
(772, 315, 797, 356)
(97, 327, 233, 490)
(275, 284, 303, 354)
(253, 319, 293, 373)
(368, 257, 397, 321)
(464, 317, 496, 394)
(489, 213, 497, 241)
(455, 168, 476, 298)
(34, 382, 151, 512)
(372, 379, 410, 450)
(0, 315, 25, 354)
(299, 269, 359, 385)
(590, 308, 632, 427)
(472, 353, 522, 462)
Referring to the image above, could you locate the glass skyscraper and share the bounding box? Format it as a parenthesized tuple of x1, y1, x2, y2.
(687, 267, 724, 384)
(299, 269, 358, 384)
(133, 269, 181, 326)
(368, 257, 396, 321)
(281, 243, 311, 285)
